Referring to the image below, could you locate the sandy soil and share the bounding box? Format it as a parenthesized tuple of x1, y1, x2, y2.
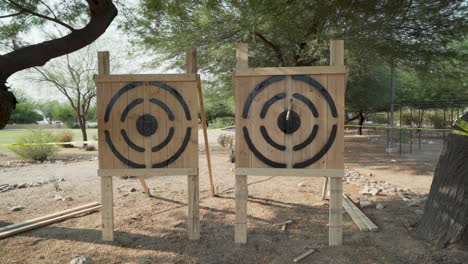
(0, 132, 467, 264)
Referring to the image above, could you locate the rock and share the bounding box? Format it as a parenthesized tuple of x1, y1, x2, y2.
(55, 195, 65, 201)
(10, 205, 25, 211)
(376, 203, 385, 210)
(361, 186, 371, 195)
(129, 187, 137, 192)
(62, 196, 73, 201)
(359, 200, 374, 208)
(70, 256, 94, 264)
(17, 183, 28, 189)
(383, 216, 393, 222)
(297, 183, 305, 187)
(313, 202, 328, 206)
(407, 200, 421, 207)
(59, 178, 65, 182)
(415, 209, 424, 215)
(370, 188, 381, 196)
(368, 173, 374, 177)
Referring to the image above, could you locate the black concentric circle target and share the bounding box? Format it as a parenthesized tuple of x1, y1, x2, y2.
(104, 81, 192, 168)
(242, 75, 338, 168)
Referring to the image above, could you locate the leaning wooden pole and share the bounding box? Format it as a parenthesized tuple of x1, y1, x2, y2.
(186, 48, 216, 196)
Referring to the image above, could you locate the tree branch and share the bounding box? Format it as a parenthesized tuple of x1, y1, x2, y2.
(7, 0, 75, 31)
(254, 31, 286, 66)
(0, 0, 117, 82)
(0, 11, 24, 18)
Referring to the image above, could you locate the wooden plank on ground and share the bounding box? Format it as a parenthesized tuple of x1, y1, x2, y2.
(342, 194, 379, 232)
(0, 202, 100, 233)
(0, 206, 101, 239)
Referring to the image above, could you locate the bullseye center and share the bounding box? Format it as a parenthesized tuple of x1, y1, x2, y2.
(136, 114, 158, 137)
(277, 110, 301, 134)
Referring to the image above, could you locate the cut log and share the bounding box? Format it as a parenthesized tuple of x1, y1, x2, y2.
(417, 113, 468, 247)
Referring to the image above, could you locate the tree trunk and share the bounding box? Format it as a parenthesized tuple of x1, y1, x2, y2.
(0, 0, 117, 129)
(416, 112, 468, 247)
(358, 111, 365, 135)
(77, 115, 88, 147)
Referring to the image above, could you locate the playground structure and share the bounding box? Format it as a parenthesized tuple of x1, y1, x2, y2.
(94, 49, 213, 241)
(234, 40, 346, 245)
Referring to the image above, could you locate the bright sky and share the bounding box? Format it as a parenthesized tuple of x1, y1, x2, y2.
(7, 23, 174, 103)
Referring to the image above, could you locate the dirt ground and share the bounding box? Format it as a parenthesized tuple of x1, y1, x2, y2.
(1, 131, 467, 264)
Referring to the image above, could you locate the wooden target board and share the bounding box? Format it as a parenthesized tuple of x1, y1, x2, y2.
(94, 51, 200, 242)
(235, 74, 345, 170)
(234, 41, 346, 246)
(95, 75, 198, 171)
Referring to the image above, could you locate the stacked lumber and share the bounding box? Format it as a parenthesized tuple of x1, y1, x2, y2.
(0, 202, 101, 239)
(342, 194, 378, 232)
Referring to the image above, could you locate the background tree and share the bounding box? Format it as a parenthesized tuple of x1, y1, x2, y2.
(33, 45, 98, 145)
(126, 0, 467, 126)
(417, 112, 468, 247)
(7, 89, 42, 124)
(37, 100, 61, 124)
(0, 0, 118, 129)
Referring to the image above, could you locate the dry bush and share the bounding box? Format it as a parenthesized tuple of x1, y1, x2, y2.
(9, 130, 58, 161)
(84, 144, 96, 151)
(217, 134, 234, 148)
(57, 130, 74, 148)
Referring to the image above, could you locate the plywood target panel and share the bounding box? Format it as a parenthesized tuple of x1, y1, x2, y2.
(235, 73, 345, 170)
(95, 75, 198, 170)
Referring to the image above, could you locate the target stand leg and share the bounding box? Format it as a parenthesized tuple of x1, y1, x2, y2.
(188, 174, 200, 240)
(101, 176, 114, 241)
(329, 177, 343, 246)
(321, 176, 329, 200)
(138, 177, 151, 196)
(235, 174, 248, 244)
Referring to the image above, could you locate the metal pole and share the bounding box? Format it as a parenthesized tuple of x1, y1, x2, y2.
(409, 105, 412, 153)
(418, 107, 421, 151)
(388, 60, 395, 153)
(443, 106, 446, 141)
(399, 105, 402, 154)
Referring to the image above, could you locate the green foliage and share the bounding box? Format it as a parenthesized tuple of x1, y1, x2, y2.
(37, 101, 61, 124)
(9, 102, 43, 124)
(428, 111, 446, 129)
(57, 130, 74, 148)
(204, 101, 234, 124)
(53, 104, 77, 128)
(9, 130, 58, 161)
(368, 113, 388, 124)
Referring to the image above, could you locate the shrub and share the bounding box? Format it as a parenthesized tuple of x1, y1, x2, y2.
(368, 112, 388, 124)
(9, 130, 58, 161)
(84, 145, 96, 151)
(428, 112, 446, 129)
(217, 134, 234, 148)
(57, 130, 74, 148)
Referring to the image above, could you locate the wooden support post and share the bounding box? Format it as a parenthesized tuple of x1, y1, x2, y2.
(186, 48, 216, 196)
(98, 51, 114, 241)
(187, 174, 200, 240)
(329, 176, 343, 246)
(235, 175, 248, 244)
(321, 176, 329, 200)
(328, 40, 344, 246)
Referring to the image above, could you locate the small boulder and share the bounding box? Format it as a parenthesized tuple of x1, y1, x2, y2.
(359, 200, 374, 208)
(297, 183, 305, 187)
(62, 196, 73, 201)
(129, 187, 137, 192)
(376, 203, 385, 210)
(370, 188, 381, 196)
(55, 195, 65, 201)
(70, 256, 94, 264)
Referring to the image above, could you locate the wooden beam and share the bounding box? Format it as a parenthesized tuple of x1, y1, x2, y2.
(235, 175, 248, 244)
(329, 177, 343, 246)
(0, 202, 100, 233)
(330, 40, 344, 66)
(321, 177, 329, 200)
(186, 48, 216, 196)
(236, 43, 249, 70)
(98, 51, 114, 242)
(235, 168, 344, 178)
(93, 74, 197, 83)
(234, 66, 346, 76)
(342, 194, 379, 232)
(98, 168, 198, 177)
(0, 206, 101, 239)
(187, 174, 200, 240)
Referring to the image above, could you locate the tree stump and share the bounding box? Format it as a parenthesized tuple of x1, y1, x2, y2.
(417, 112, 468, 247)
